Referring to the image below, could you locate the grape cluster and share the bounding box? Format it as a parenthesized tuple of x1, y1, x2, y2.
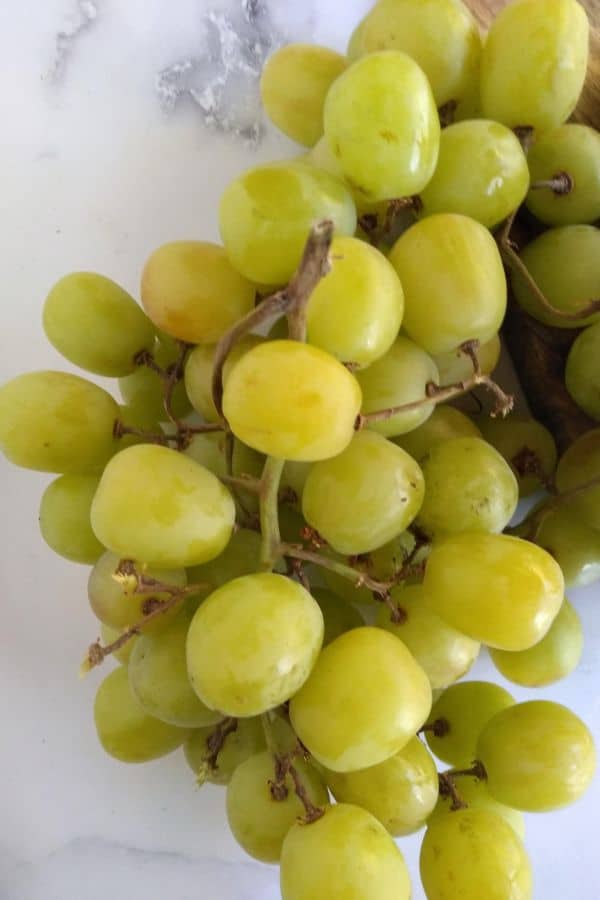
(1, 0, 599, 897)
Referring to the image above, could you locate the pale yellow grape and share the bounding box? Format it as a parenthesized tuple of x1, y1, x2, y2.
(477, 700, 596, 811)
(312, 588, 364, 645)
(186, 573, 323, 717)
(290, 627, 431, 772)
(119, 336, 191, 421)
(529, 500, 600, 588)
(555, 429, 600, 529)
(389, 214, 506, 355)
(0, 371, 119, 474)
(420, 808, 532, 900)
(566, 322, 600, 420)
(186, 528, 262, 599)
(395, 406, 481, 461)
(100, 623, 137, 665)
(323, 51, 440, 202)
(423, 533, 564, 650)
(219, 161, 356, 284)
(433, 333, 501, 389)
(260, 44, 347, 147)
(184, 717, 266, 785)
(223, 340, 362, 461)
(478, 415, 557, 496)
(94, 666, 189, 763)
(184, 336, 262, 422)
(280, 804, 411, 900)
(428, 774, 525, 840)
(480, 0, 589, 131)
(39, 474, 104, 564)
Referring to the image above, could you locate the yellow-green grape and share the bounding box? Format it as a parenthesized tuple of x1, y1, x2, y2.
(94, 666, 189, 763)
(260, 44, 347, 147)
(184, 434, 263, 518)
(306, 236, 404, 368)
(531, 500, 600, 588)
(566, 321, 600, 420)
(184, 336, 262, 423)
(281, 460, 311, 505)
(526, 124, 600, 225)
(480, 0, 589, 131)
(290, 627, 431, 772)
(376, 585, 480, 690)
(312, 588, 364, 646)
(424, 680, 515, 768)
(186, 528, 262, 599)
(323, 51, 440, 202)
(226, 751, 329, 863)
(417, 437, 519, 537)
(428, 775, 525, 840)
(555, 428, 600, 529)
(477, 415, 558, 496)
(433, 333, 501, 389)
(186, 573, 323, 717)
(302, 431, 424, 554)
(420, 121, 529, 228)
(91, 445, 235, 568)
(184, 717, 266, 785)
(477, 700, 596, 811)
(346, 18, 367, 60)
(0, 371, 119, 474)
(389, 214, 506, 355)
(395, 407, 481, 461)
(420, 808, 532, 900)
(223, 340, 362, 462)
(489, 599, 583, 688)
(281, 803, 411, 900)
(325, 736, 438, 837)
(115, 404, 162, 451)
(39, 474, 104, 564)
(423, 533, 564, 650)
(219, 161, 356, 284)
(356, 335, 439, 438)
(100, 623, 137, 665)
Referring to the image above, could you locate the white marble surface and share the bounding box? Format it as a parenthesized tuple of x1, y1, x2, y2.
(0, 2, 598, 898)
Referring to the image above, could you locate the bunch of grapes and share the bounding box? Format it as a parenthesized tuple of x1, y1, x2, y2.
(1, 0, 599, 897)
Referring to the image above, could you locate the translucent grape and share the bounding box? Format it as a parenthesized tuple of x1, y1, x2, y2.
(184, 336, 262, 423)
(186, 528, 263, 599)
(565, 321, 600, 420)
(312, 588, 364, 645)
(477, 415, 557, 496)
(395, 406, 481, 461)
(118, 336, 192, 421)
(100, 623, 137, 665)
(555, 429, 600, 529)
(184, 717, 266, 785)
(529, 500, 600, 588)
(39, 474, 104, 564)
(428, 774, 525, 840)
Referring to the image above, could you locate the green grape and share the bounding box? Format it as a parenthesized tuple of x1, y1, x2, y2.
(355, 335, 439, 438)
(184, 336, 263, 423)
(223, 340, 362, 462)
(389, 214, 506, 355)
(100, 623, 137, 665)
(530, 499, 600, 588)
(511, 225, 600, 328)
(395, 406, 481, 461)
(39, 474, 104, 564)
(306, 236, 404, 368)
(433, 333, 501, 389)
(322, 532, 419, 607)
(323, 51, 440, 203)
(489, 599, 582, 687)
(91, 444, 235, 568)
(428, 774, 525, 840)
(417, 437, 519, 537)
(226, 751, 329, 863)
(477, 415, 558, 496)
(115, 404, 162, 450)
(302, 431, 424, 554)
(526, 124, 600, 225)
(312, 588, 364, 646)
(186, 528, 262, 598)
(184, 717, 266, 785)
(281, 460, 311, 504)
(555, 429, 600, 529)
(376, 585, 480, 690)
(420, 808, 532, 900)
(477, 700, 596, 811)
(119, 336, 192, 421)
(186, 573, 323, 717)
(346, 18, 367, 60)
(424, 681, 515, 768)
(480, 0, 589, 131)
(184, 432, 263, 487)
(423, 533, 564, 650)
(43, 272, 155, 377)
(325, 736, 438, 837)
(420, 121, 529, 228)
(219, 161, 356, 284)
(566, 321, 600, 420)
(0, 371, 119, 474)
(260, 44, 347, 147)
(289, 627, 431, 772)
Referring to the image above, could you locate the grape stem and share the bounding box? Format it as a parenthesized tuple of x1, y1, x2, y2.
(113, 419, 172, 446)
(163, 340, 193, 429)
(259, 457, 285, 570)
(443, 761, 487, 781)
(437, 773, 468, 812)
(195, 717, 239, 785)
(261, 713, 325, 824)
(277, 543, 396, 596)
(419, 717, 450, 738)
(358, 196, 421, 247)
(529, 170, 574, 195)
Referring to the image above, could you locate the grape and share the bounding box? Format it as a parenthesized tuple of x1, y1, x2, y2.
(511, 225, 600, 329)
(420, 121, 529, 228)
(118, 335, 192, 422)
(91, 444, 235, 568)
(477, 700, 596, 811)
(94, 666, 189, 763)
(312, 588, 364, 645)
(565, 321, 600, 420)
(355, 335, 439, 438)
(302, 431, 424, 554)
(389, 214, 506, 355)
(433, 334, 501, 392)
(186, 528, 263, 598)
(424, 681, 515, 769)
(428, 774, 525, 840)
(0, 371, 119, 474)
(289, 627, 431, 772)
(420, 808, 532, 900)
(186, 573, 323, 717)
(184, 433, 263, 517)
(480, 0, 589, 132)
(423, 533, 564, 650)
(489, 599, 583, 687)
(280, 804, 411, 900)
(376, 585, 480, 690)
(100, 623, 137, 665)
(39, 474, 104, 564)
(184, 336, 263, 423)
(395, 406, 481, 461)
(477, 415, 557, 496)
(260, 44, 347, 147)
(526, 124, 600, 226)
(184, 717, 266, 785)
(346, 19, 366, 60)
(115, 404, 162, 450)
(323, 51, 440, 203)
(226, 751, 329, 863)
(281, 460, 311, 505)
(219, 161, 356, 285)
(528, 500, 600, 588)
(325, 736, 438, 837)
(223, 340, 362, 462)
(555, 429, 600, 529)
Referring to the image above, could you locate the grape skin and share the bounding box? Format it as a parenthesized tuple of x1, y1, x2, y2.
(184, 336, 263, 423)
(555, 429, 600, 530)
(39, 474, 105, 564)
(565, 321, 600, 420)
